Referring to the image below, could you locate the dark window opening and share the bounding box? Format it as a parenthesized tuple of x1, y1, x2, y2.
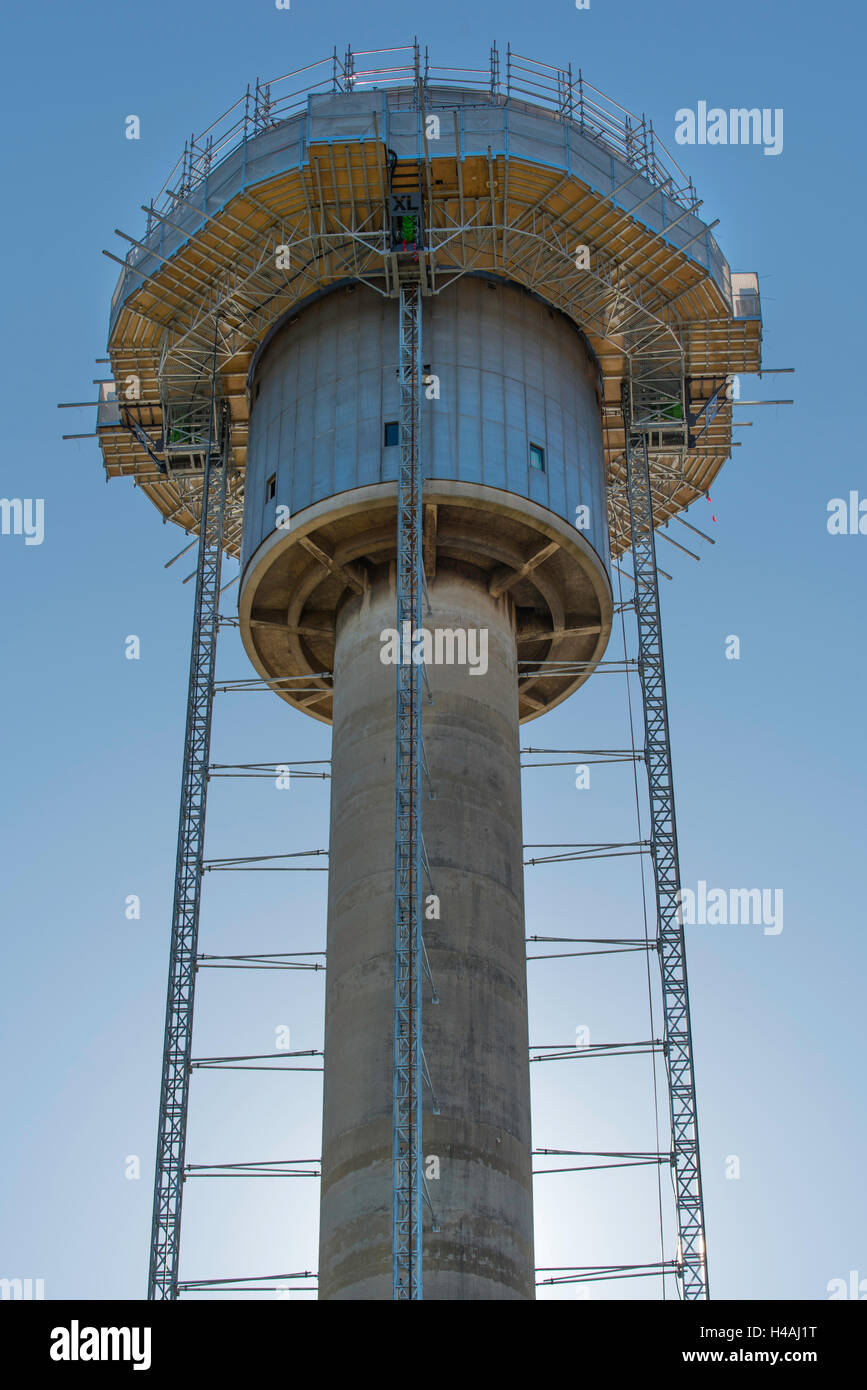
(529, 443, 546, 472)
(265, 473, 276, 502)
(384, 421, 400, 447)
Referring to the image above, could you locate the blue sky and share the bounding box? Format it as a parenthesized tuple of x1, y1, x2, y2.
(1, 0, 864, 1301)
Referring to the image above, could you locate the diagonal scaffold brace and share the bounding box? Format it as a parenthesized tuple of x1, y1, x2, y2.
(148, 320, 228, 1300)
(625, 427, 709, 1302)
(393, 280, 424, 1300)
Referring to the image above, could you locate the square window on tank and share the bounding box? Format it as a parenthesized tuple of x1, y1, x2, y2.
(384, 421, 400, 447)
(529, 443, 546, 472)
(265, 473, 276, 502)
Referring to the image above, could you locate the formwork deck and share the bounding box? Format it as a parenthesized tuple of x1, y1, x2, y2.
(99, 102, 760, 557)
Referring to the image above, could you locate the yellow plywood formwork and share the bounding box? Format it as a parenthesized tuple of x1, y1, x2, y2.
(99, 137, 760, 555)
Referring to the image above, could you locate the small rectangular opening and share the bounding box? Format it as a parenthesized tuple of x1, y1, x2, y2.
(265, 473, 276, 502)
(529, 443, 545, 472)
(384, 421, 400, 447)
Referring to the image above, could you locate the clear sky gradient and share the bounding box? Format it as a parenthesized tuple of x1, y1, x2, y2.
(1, 0, 864, 1301)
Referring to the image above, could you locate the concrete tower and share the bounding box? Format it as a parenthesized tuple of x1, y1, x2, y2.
(240, 278, 612, 1297)
(95, 43, 761, 1301)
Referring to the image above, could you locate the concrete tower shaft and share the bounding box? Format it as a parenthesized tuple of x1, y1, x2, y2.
(323, 570, 532, 1299)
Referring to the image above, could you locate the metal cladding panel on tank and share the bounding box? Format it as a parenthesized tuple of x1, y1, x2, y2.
(241, 278, 610, 573)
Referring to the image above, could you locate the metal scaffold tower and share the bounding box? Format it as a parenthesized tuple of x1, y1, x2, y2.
(148, 342, 227, 1300)
(392, 279, 425, 1300)
(625, 427, 708, 1301)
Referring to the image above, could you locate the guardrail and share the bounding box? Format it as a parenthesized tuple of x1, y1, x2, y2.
(143, 40, 699, 228)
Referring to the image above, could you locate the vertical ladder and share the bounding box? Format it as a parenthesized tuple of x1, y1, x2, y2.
(625, 430, 709, 1301)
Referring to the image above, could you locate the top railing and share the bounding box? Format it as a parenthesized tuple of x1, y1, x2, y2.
(142, 40, 700, 230)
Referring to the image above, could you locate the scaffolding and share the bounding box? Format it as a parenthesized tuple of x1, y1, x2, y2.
(148, 331, 227, 1299)
(140, 43, 699, 225)
(97, 44, 760, 568)
(624, 424, 708, 1300)
(77, 41, 761, 1301)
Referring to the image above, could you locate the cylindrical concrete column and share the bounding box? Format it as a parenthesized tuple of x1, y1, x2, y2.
(319, 565, 535, 1300)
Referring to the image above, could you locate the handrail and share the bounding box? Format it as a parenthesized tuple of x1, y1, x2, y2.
(135, 41, 699, 238)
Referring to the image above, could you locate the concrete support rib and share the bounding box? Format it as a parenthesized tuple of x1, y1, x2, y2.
(318, 568, 535, 1300)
